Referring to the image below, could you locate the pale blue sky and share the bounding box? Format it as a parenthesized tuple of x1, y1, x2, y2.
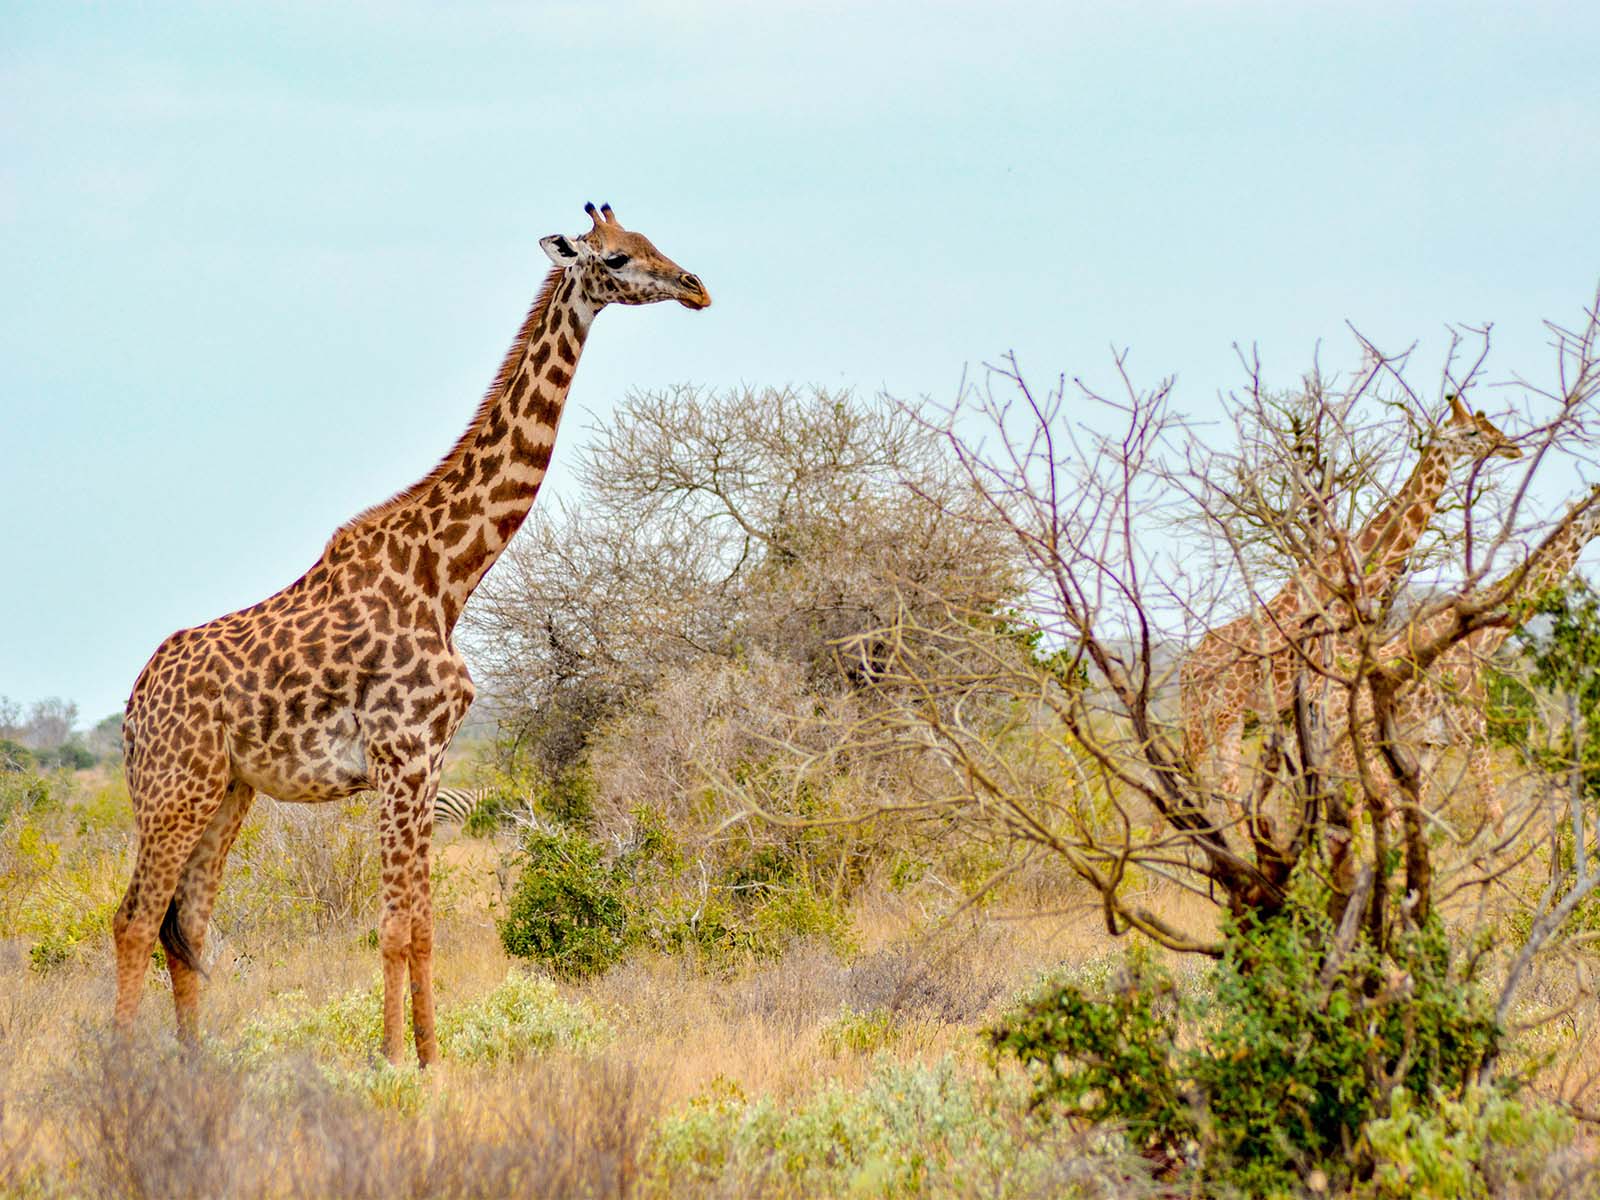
(2, 1, 1597, 723)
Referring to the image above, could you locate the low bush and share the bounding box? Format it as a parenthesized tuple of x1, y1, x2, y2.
(819, 1006, 899, 1058)
(437, 971, 612, 1065)
(1355, 1086, 1591, 1199)
(216, 798, 384, 943)
(648, 1056, 1155, 1199)
(237, 969, 611, 1072)
(986, 873, 1558, 1197)
(498, 815, 855, 977)
(0, 768, 131, 973)
(498, 829, 630, 980)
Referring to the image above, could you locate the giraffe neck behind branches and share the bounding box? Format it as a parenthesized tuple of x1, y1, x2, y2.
(1330, 437, 1458, 601)
(1458, 495, 1600, 660)
(1387, 491, 1600, 669)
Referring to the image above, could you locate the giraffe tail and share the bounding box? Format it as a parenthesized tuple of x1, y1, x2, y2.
(159, 898, 202, 975)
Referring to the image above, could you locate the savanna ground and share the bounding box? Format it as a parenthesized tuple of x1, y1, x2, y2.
(0, 753, 1177, 1199)
(3, 728, 1597, 1198)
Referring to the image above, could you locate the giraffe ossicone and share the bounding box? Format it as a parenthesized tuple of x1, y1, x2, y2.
(115, 204, 708, 1065)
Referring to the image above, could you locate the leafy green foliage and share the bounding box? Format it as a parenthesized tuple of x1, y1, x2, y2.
(0, 769, 129, 972)
(237, 970, 611, 1074)
(987, 946, 1193, 1160)
(436, 971, 611, 1064)
(988, 875, 1513, 1196)
(498, 828, 630, 979)
(1356, 1086, 1579, 1199)
(497, 801, 855, 976)
(649, 1057, 1154, 1199)
(1486, 577, 1600, 776)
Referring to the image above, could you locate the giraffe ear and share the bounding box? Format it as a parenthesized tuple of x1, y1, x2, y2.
(539, 234, 587, 265)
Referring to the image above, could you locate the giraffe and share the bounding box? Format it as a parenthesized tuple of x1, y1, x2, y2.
(1328, 486, 1600, 823)
(115, 203, 709, 1065)
(1180, 395, 1520, 802)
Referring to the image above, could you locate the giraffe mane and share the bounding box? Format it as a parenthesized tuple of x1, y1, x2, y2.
(327, 265, 566, 543)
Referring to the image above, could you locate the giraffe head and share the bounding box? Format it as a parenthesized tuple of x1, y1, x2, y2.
(539, 202, 711, 311)
(1437, 393, 1521, 462)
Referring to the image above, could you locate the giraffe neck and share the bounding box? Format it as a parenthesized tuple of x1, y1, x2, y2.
(1392, 493, 1600, 665)
(1466, 497, 1600, 658)
(348, 266, 593, 629)
(1346, 439, 1453, 581)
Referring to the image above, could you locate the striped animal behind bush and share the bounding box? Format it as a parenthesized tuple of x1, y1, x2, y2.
(433, 786, 492, 827)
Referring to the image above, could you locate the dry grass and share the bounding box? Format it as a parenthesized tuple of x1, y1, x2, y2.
(0, 806, 1156, 1199)
(4, 760, 1598, 1198)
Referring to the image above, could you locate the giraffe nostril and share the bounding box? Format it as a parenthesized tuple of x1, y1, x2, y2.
(680, 273, 702, 291)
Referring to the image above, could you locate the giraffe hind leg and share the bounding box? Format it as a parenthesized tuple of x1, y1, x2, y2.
(166, 779, 255, 1042)
(113, 747, 231, 1032)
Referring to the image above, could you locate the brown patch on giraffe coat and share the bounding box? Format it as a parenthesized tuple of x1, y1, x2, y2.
(446, 529, 492, 585)
(528, 394, 561, 427)
(413, 544, 439, 593)
(511, 425, 552, 469)
(386, 537, 412, 576)
(494, 511, 525, 542)
(488, 479, 538, 505)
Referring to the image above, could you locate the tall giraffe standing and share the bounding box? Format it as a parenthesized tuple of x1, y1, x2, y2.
(1330, 486, 1600, 821)
(1180, 396, 1520, 799)
(116, 204, 709, 1065)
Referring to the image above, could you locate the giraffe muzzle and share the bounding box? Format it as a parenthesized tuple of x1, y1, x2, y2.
(677, 273, 711, 310)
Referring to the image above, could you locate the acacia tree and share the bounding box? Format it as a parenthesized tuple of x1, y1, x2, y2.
(462, 384, 1020, 780)
(755, 298, 1600, 981)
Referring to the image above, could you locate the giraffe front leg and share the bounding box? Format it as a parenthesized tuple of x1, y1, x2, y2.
(1466, 741, 1502, 828)
(408, 831, 438, 1067)
(374, 753, 438, 1067)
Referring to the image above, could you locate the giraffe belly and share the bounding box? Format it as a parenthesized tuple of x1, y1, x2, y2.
(229, 721, 370, 803)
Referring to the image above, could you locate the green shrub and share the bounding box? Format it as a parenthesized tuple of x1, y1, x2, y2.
(236, 983, 390, 1066)
(237, 970, 609, 1075)
(1356, 1086, 1582, 1199)
(648, 1056, 1154, 1198)
(988, 945, 1195, 1173)
(541, 767, 597, 829)
(0, 765, 65, 825)
(498, 829, 629, 979)
(461, 790, 508, 838)
(820, 1007, 899, 1058)
(437, 970, 611, 1064)
(28, 936, 71, 974)
(15, 840, 127, 971)
(988, 875, 1514, 1197)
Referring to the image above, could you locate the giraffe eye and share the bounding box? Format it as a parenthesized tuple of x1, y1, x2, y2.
(603, 254, 630, 270)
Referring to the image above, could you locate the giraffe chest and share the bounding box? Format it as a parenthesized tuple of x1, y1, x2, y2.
(209, 601, 473, 800)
